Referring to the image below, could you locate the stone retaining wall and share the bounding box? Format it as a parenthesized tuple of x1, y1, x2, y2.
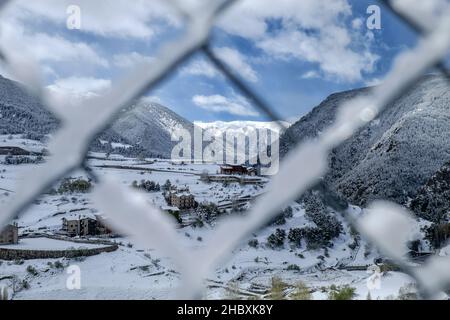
(25, 233, 116, 246)
(0, 236, 118, 260)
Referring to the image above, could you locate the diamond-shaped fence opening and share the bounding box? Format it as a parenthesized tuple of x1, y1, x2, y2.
(0, 0, 449, 299)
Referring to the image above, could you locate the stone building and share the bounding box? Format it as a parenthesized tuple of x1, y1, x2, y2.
(62, 212, 113, 237)
(167, 192, 196, 210)
(62, 215, 97, 237)
(0, 223, 19, 245)
(95, 215, 113, 235)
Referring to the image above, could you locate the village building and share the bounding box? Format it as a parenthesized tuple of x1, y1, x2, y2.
(167, 192, 196, 210)
(219, 164, 257, 176)
(95, 215, 113, 235)
(62, 213, 112, 237)
(62, 215, 97, 237)
(62, 218, 79, 236)
(0, 223, 19, 245)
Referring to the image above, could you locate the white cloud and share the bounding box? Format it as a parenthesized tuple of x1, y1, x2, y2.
(33, 33, 109, 67)
(217, 0, 379, 82)
(301, 70, 320, 79)
(365, 77, 384, 87)
(5, 0, 179, 39)
(0, 0, 380, 86)
(182, 47, 258, 82)
(218, 0, 353, 39)
(113, 52, 154, 69)
(257, 28, 378, 82)
(140, 95, 162, 104)
(192, 94, 259, 117)
(182, 59, 219, 78)
(0, 15, 108, 69)
(214, 47, 258, 83)
(352, 18, 364, 30)
(46, 76, 111, 106)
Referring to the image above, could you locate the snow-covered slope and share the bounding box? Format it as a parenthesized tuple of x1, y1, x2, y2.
(0, 75, 58, 139)
(280, 74, 450, 208)
(0, 75, 194, 158)
(410, 160, 450, 223)
(105, 102, 194, 158)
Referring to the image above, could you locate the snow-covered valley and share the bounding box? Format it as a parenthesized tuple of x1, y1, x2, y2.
(0, 136, 429, 301)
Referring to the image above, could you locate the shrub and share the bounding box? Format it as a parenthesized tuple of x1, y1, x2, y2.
(14, 259, 24, 265)
(192, 218, 204, 228)
(26, 265, 38, 276)
(58, 178, 92, 194)
(348, 240, 358, 250)
(268, 277, 288, 300)
(301, 227, 329, 250)
(288, 228, 303, 248)
(21, 280, 30, 290)
(302, 192, 343, 248)
(290, 281, 311, 300)
(286, 264, 301, 272)
(139, 265, 150, 272)
(196, 203, 220, 221)
(268, 207, 293, 226)
(379, 263, 398, 273)
(132, 180, 160, 192)
(328, 285, 356, 300)
(165, 210, 182, 224)
(162, 179, 172, 191)
(272, 215, 286, 225)
(283, 206, 294, 219)
(267, 229, 286, 249)
(248, 239, 259, 248)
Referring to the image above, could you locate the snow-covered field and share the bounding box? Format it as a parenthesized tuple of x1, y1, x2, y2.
(0, 140, 431, 300)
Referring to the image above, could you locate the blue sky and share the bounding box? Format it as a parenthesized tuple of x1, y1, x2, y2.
(0, 0, 445, 123)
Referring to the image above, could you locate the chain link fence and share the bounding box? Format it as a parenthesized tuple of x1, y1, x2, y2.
(0, 0, 449, 299)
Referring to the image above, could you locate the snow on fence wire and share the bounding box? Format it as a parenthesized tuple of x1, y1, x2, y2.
(0, 0, 449, 299)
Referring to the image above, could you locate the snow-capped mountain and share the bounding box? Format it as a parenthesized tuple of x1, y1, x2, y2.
(280, 74, 450, 212)
(195, 120, 290, 162)
(194, 120, 290, 134)
(105, 101, 194, 158)
(0, 74, 194, 158)
(0, 75, 58, 139)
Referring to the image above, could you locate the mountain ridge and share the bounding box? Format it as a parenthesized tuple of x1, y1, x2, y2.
(280, 74, 450, 212)
(0, 74, 193, 158)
